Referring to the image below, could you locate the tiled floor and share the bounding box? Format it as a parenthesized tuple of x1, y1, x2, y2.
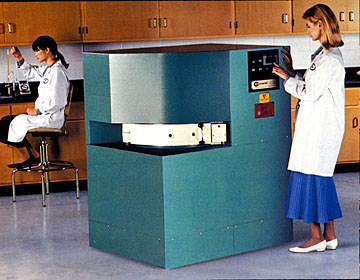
(0, 172, 358, 280)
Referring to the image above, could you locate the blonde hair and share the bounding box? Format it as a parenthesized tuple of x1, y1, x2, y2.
(303, 4, 344, 50)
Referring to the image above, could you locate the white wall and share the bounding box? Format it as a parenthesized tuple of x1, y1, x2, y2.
(0, 44, 83, 83)
(0, 33, 358, 82)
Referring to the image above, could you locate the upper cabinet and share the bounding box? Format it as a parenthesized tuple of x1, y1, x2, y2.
(81, 1, 234, 41)
(0, 1, 357, 46)
(347, 0, 359, 32)
(2, 1, 82, 44)
(234, 0, 292, 35)
(158, 1, 234, 38)
(293, 0, 359, 33)
(0, 5, 4, 44)
(81, 1, 159, 42)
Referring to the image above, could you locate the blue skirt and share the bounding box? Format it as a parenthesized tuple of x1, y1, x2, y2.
(285, 171, 342, 223)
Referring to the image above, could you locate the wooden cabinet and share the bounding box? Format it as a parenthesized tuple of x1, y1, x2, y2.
(235, 0, 292, 35)
(338, 88, 360, 163)
(290, 95, 298, 137)
(158, 1, 234, 38)
(81, 0, 358, 40)
(0, 101, 87, 186)
(293, 0, 359, 33)
(1, 1, 82, 44)
(80, 1, 159, 42)
(347, 0, 360, 31)
(0, 5, 4, 44)
(81, 1, 234, 41)
(0, 105, 12, 185)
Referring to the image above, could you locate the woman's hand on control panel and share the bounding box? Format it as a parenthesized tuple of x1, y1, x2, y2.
(272, 62, 288, 80)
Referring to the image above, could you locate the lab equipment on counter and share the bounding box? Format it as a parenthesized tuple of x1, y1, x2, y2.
(83, 44, 292, 269)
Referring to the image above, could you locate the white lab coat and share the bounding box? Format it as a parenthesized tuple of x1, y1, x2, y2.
(8, 60, 69, 143)
(284, 47, 345, 177)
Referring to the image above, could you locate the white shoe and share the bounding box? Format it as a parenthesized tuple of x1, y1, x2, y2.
(326, 238, 338, 250)
(288, 240, 326, 253)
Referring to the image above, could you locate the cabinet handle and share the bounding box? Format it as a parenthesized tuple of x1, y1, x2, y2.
(235, 21, 238, 29)
(353, 117, 358, 128)
(339, 12, 345, 22)
(78, 27, 88, 34)
(0, 24, 4, 34)
(282, 14, 289, 24)
(153, 18, 157, 28)
(8, 23, 14, 33)
(163, 18, 167, 28)
(349, 11, 355, 22)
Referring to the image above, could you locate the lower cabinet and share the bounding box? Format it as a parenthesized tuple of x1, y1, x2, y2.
(0, 101, 87, 186)
(0, 105, 12, 185)
(338, 88, 360, 163)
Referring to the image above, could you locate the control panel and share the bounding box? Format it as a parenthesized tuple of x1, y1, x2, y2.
(248, 49, 279, 92)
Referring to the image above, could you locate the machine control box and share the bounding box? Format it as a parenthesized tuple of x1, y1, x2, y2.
(248, 49, 279, 92)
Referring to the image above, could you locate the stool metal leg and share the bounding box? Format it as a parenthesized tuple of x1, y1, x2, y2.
(41, 171, 46, 207)
(11, 170, 16, 202)
(45, 172, 50, 195)
(40, 140, 50, 195)
(75, 168, 80, 199)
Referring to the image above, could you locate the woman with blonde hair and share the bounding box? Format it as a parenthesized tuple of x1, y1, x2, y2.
(272, 4, 344, 253)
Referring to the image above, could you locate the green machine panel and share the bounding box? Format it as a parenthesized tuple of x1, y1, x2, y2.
(83, 44, 293, 269)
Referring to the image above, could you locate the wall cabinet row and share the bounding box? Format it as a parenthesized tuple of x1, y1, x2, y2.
(0, 101, 87, 186)
(0, 1, 357, 45)
(291, 88, 360, 164)
(80, 1, 292, 40)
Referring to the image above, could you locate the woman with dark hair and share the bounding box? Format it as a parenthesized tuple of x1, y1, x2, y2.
(0, 35, 70, 168)
(272, 4, 345, 253)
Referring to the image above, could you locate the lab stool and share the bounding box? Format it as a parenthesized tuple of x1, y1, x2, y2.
(11, 84, 79, 207)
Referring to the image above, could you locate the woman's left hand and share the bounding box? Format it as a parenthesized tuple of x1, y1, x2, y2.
(272, 62, 289, 80)
(26, 108, 37, 116)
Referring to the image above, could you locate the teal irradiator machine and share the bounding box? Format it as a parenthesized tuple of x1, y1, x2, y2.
(83, 44, 292, 269)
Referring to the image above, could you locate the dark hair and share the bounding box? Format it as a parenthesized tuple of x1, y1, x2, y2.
(32, 35, 69, 69)
(302, 4, 344, 49)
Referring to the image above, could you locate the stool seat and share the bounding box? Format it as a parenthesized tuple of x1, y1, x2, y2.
(29, 127, 62, 133)
(28, 128, 63, 137)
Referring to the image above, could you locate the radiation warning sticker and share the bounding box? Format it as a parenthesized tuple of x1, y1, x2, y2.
(259, 92, 270, 103)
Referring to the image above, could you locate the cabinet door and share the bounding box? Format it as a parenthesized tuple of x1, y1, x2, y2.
(292, 0, 354, 33)
(48, 120, 87, 182)
(0, 4, 4, 44)
(3, 1, 82, 44)
(347, 0, 359, 32)
(235, 1, 292, 35)
(337, 106, 360, 163)
(0, 105, 12, 186)
(159, 1, 234, 38)
(82, 1, 159, 42)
